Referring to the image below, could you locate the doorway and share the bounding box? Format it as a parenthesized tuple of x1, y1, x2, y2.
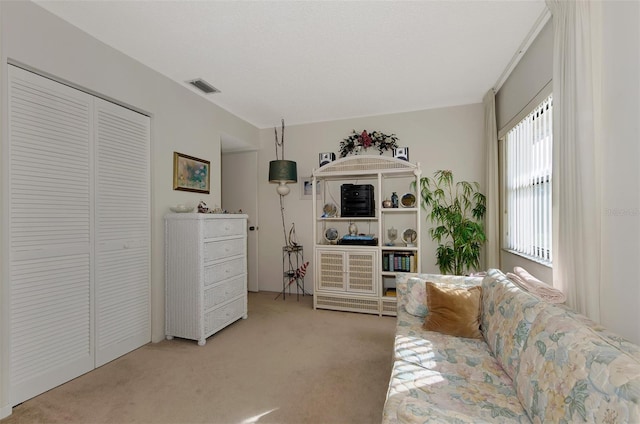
(221, 150, 259, 292)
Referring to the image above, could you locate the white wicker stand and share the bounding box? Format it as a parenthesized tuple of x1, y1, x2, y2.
(312, 156, 421, 316)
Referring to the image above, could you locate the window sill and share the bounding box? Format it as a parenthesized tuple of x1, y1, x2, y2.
(502, 249, 552, 268)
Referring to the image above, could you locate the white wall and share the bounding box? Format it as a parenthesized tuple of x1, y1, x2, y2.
(256, 104, 484, 293)
(599, 0, 640, 344)
(0, 0, 258, 413)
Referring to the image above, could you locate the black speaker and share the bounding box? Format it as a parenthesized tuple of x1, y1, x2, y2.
(319, 152, 336, 167)
(393, 147, 409, 161)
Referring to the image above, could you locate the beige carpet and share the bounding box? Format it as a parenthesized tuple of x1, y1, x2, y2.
(2, 292, 396, 424)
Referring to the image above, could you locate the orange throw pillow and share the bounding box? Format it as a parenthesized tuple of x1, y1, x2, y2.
(422, 283, 483, 339)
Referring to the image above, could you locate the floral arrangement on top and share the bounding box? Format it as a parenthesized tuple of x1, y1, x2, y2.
(338, 130, 399, 158)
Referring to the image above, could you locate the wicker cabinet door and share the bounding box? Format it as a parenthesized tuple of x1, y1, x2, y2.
(316, 250, 346, 292)
(346, 251, 377, 294)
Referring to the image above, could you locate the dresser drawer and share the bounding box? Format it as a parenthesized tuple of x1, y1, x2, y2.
(204, 238, 244, 262)
(203, 219, 245, 239)
(204, 297, 245, 334)
(203, 276, 246, 309)
(204, 258, 245, 287)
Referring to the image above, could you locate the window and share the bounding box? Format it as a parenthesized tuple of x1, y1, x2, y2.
(505, 94, 552, 264)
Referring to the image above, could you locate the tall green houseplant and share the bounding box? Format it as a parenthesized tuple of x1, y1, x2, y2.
(418, 170, 486, 275)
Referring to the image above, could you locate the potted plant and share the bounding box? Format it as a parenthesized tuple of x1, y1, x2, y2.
(416, 170, 486, 275)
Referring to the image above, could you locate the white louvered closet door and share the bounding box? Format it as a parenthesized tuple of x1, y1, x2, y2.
(7, 66, 151, 404)
(8, 66, 95, 404)
(94, 98, 150, 367)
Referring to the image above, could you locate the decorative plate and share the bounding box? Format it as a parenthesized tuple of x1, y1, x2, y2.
(400, 193, 416, 208)
(401, 228, 417, 246)
(322, 203, 338, 218)
(324, 227, 339, 244)
(170, 205, 194, 213)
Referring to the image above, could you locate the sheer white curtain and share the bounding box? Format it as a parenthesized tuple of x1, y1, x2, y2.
(483, 89, 500, 269)
(547, 0, 602, 321)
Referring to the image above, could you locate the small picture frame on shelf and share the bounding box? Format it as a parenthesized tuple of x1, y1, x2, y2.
(300, 177, 322, 199)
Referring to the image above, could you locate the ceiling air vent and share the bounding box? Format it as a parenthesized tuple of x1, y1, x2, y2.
(187, 78, 220, 94)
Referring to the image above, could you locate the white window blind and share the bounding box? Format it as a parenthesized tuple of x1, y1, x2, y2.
(505, 94, 553, 263)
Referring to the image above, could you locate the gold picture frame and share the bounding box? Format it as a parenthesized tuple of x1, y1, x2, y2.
(173, 152, 210, 194)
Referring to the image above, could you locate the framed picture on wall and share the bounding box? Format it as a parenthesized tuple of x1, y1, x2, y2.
(300, 177, 322, 200)
(173, 152, 210, 194)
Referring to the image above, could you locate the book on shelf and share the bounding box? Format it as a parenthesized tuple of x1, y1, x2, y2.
(382, 251, 416, 272)
(385, 288, 397, 297)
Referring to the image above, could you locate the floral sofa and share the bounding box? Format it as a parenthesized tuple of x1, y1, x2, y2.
(382, 269, 640, 423)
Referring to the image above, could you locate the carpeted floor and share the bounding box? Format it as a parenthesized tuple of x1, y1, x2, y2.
(2, 292, 396, 424)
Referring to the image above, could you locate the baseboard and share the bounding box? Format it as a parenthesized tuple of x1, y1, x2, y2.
(0, 404, 12, 419)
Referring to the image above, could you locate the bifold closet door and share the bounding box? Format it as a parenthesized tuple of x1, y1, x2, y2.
(94, 98, 150, 367)
(8, 65, 95, 405)
(7, 65, 151, 404)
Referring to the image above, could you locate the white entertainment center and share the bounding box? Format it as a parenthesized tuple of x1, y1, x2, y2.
(312, 156, 422, 316)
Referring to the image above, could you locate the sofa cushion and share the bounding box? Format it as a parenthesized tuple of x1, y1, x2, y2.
(515, 305, 640, 423)
(404, 277, 429, 317)
(396, 314, 506, 376)
(397, 396, 487, 424)
(481, 269, 545, 380)
(396, 278, 487, 372)
(384, 356, 530, 424)
(423, 283, 482, 339)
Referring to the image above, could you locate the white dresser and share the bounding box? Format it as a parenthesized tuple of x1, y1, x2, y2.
(165, 213, 248, 345)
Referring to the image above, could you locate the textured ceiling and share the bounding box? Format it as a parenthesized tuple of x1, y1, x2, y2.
(35, 0, 547, 129)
